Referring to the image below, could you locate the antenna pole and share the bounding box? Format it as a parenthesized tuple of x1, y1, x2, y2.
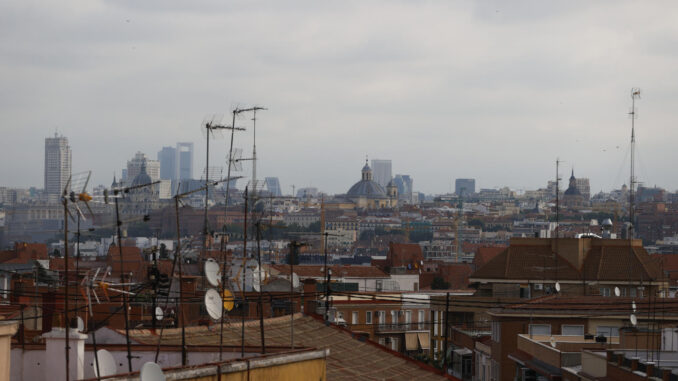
(256, 221, 266, 353)
(324, 232, 330, 321)
(204, 122, 210, 248)
(629, 88, 640, 239)
(218, 228, 226, 361)
(174, 196, 187, 366)
(555, 159, 560, 285)
(114, 196, 133, 372)
(63, 199, 70, 381)
(241, 187, 248, 358)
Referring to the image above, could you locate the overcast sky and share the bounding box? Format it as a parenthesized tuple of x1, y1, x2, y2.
(2, 1, 678, 195)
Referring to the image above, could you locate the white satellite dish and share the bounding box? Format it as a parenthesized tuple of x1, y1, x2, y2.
(632, 301, 637, 312)
(549, 336, 556, 348)
(555, 282, 561, 293)
(205, 288, 223, 320)
(614, 287, 621, 297)
(155, 306, 164, 321)
(140, 361, 166, 381)
(76, 316, 84, 332)
(93, 349, 117, 378)
(630, 313, 637, 326)
(204, 258, 221, 287)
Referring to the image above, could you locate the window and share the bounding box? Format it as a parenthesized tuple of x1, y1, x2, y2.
(630, 288, 637, 297)
(434, 311, 439, 335)
(599, 287, 611, 297)
(391, 310, 398, 328)
(561, 325, 584, 336)
(391, 337, 398, 351)
(352, 311, 358, 325)
(596, 326, 620, 337)
(528, 324, 551, 336)
(366, 311, 372, 325)
(405, 310, 412, 329)
(418, 310, 425, 330)
(379, 310, 386, 326)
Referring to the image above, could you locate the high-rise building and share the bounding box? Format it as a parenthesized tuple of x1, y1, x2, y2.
(393, 174, 413, 202)
(370, 159, 392, 188)
(127, 152, 160, 183)
(265, 177, 282, 197)
(176, 142, 194, 180)
(44, 133, 72, 201)
(455, 178, 476, 198)
(157, 146, 176, 180)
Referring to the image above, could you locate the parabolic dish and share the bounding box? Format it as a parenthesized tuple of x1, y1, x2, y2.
(632, 301, 637, 312)
(205, 288, 223, 320)
(554, 282, 561, 293)
(140, 361, 166, 381)
(630, 313, 637, 326)
(614, 287, 621, 297)
(204, 258, 221, 287)
(155, 306, 164, 321)
(223, 289, 235, 311)
(549, 336, 556, 348)
(93, 349, 117, 378)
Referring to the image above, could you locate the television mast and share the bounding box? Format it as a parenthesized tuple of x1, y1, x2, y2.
(629, 88, 641, 238)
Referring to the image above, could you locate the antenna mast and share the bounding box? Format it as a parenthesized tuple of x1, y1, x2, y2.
(250, 107, 267, 199)
(629, 88, 641, 238)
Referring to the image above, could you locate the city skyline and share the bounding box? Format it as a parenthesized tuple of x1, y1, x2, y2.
(2, 2, 678, 194)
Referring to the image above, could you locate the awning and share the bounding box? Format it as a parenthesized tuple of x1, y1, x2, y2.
(405, 332, 418, 350)
(417, 332, 430, 350)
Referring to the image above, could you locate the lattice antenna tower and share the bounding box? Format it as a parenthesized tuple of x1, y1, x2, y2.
(628, 88, 641, 238)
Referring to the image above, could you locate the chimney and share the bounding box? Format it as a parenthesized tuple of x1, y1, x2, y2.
(42, 327, 89, 380)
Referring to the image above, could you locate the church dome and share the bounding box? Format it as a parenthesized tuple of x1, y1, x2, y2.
(347, 160, 387, 198)
(131, 163, 152, 187)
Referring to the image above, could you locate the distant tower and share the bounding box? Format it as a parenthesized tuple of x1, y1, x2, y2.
(176, 142, 194, 180)
(387, 178, 398, 207)
(265, 177, 282, 197)
(455, 178, 476, 198)
(44, 133, 71, 202)
(157, 146, 177, 180)
(370, 159, 392, 188)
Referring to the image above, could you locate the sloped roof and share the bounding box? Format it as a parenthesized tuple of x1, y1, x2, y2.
(388, 243, 424, 268)
(473, 246, 506, 269)
(470, 244, 581, 281)
(651, 254, 678, 284)
(470, 238, 664, 283)
(126, 314, 447, 380)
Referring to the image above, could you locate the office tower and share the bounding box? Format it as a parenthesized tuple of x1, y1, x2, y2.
(176, 142, 194, 180)
(127, 152, 160, 182)
(44, 133, 72, 201)
(370, 159, 392, 188)
(157, 146, 177, 180)
(265, 177, 282, 197)
(393, 174, 413, 202)
(455, 178, 476, 198)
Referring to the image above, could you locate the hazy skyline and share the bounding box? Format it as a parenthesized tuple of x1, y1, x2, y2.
(2, 1, 678, 194)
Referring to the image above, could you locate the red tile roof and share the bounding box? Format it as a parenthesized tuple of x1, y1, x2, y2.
(388, 243, 423, 269)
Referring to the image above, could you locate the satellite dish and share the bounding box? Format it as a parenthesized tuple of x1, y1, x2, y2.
(155, 306, 164, 321)
(93, 349, 117, 378)
(549, 336, 556, 348)
(204, 258, 221, 287)
(632, 301, 637, 312)
(76, 316, 84, 332)
(614, 287, 621, 297)
(222, 289, 235, 312)
(140, 362, 166, 381)
(630, 313, 637, 326)
(205, 288, 223, 320)
(555, 282, 561, 293)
